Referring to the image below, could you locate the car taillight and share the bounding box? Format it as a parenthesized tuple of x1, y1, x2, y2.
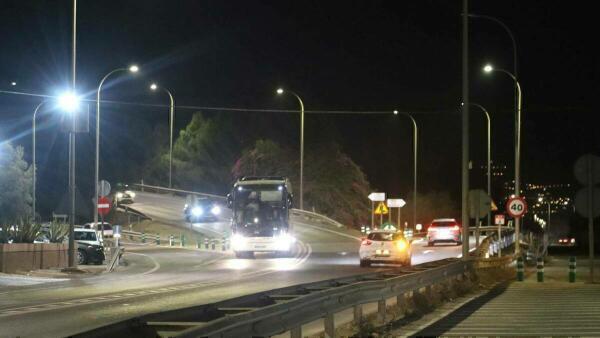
(361, 239, 372, 246)
(396, 239, 408, 251)
(453, 225, 460, 231)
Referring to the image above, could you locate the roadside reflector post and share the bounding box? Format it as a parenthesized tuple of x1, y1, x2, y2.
(204, 237, 209, 249)
(222, 236, 226, 251)
(180, 234, 185, 247)
(141, 232, 146, 244)
(537, 257, 544, 282)
(169, 234, 174, 246)
(211, 238, 216, 250)
(196, 236, 201, 249)
(569, 256, 577, 282)
(517, 256, 524, 281)
(156, 233, 160, 245)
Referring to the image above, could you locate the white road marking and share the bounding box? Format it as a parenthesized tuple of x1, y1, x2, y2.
(125, 252, 161, 275)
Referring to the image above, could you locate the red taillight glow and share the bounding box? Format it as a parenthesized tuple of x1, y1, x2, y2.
(361, 239, 372, 246)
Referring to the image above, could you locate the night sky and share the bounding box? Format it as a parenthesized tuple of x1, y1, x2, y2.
(0, 1, 598, 214)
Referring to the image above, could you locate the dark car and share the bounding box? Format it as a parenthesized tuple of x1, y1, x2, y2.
(184, 197, 222, 222)
(77, 241, 105, 265)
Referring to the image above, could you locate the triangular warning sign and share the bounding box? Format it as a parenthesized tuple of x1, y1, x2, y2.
(491, 199, 498, 211)
(374, 201, 389, 215)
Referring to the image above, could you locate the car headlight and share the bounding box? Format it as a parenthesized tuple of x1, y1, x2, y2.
(231, 233, 246, 250)
(126, 191, 136, 198)
(396, 239, 408, 251)
(116, 192, 123, 198)
(191, 207, 203, 217)
(211, 206, 221, 215)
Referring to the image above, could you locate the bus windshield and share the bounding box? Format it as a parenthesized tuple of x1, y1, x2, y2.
(234, 184, 286, 226)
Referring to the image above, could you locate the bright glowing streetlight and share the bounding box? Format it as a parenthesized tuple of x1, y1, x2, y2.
(10, 81, 16, 86)
(94, 64, 139, 226)
(276, 87, 305, 209)
(483, 63, 523, 254)
(58, 92, 80, 112)
(149, 82, 175, 188)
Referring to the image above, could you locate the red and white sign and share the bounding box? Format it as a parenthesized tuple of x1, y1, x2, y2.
(495, 214, 505, 225)
(97, 196, 112, 217)
(506, 197, 527, 218)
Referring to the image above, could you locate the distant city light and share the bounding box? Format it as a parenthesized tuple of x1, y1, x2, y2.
(393, 110, 399, 115)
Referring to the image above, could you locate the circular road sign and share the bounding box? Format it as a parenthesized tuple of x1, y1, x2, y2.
(506, 197, 527, 218)
(98, 196, 112, 217)
(98, 180, 111, 197)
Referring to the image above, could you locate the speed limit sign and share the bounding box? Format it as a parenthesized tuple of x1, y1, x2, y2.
(506, 197, 527, 218)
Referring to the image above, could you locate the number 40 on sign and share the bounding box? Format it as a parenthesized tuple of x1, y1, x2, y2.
(506, 196, 527, 218)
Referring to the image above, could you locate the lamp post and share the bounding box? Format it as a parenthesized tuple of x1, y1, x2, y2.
(58, 92, 80, 268)
(467, 103, 492, 227)
(393, 110, 418, 229)
(94, 65, 139, 225)
(32, 101, 49, 222)
(276, 88, 305, 210)
(150, 83, 175, 188)
(484, 64, 522, 255)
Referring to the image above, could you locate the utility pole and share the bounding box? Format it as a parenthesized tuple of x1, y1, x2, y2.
(461, 0, 470, 260)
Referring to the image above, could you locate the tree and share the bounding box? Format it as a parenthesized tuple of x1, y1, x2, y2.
(0, 142, 33, 225)
(233, 140, 371, 227)
(404, 190, 459, 226)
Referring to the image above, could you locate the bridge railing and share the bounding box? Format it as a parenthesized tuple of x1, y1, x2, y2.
(74, 258, 476, 338)
(132, 182, 227, 201)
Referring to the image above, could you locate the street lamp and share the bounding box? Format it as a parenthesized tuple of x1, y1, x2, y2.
(464, 102, 492, 227)
(149, 83, 175, 188)
(58, 91, 80, 268)
(393, 110, 418, 230)
(32, 100, 51, 222)
(94, 65, 139, 225)
(484, 63, 523, 254)
(276, 88, 305, 210)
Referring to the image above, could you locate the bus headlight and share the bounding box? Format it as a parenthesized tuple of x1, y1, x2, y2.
(231, 234, 246, 250)
(191, 207, 203, 217)
(211, 206, 221, 215)
(275, 233, 295, 251)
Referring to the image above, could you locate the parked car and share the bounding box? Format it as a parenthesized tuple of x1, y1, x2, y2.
(82, 222, 113, 238)
(359, 230, 412, 267)
(73, 228, 105, 265)
(184, 197, 221, 222)
(426, 218, 462, 246)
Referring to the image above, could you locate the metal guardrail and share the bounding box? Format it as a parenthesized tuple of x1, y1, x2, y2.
(75, 258, 474, 338)
(290, 208, 345, 229)
(121, 230, 161, 244)
(132, 183, 226, 201)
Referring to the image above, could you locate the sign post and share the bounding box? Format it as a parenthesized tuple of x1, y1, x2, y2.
(387, 199, 406, 229)
(506, 196, 527, 255)
(495, 214, 506, 257)
(368, 193, 385, 229)
(97, 196, 111, 240)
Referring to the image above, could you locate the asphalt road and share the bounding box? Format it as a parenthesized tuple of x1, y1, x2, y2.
(0, 191, 477, 337)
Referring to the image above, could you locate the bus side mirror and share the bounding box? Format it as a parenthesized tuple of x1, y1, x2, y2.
(226, 193, 233, 209)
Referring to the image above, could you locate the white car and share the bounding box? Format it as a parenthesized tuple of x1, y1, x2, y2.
(426, 218, 462, 246)
(359, 230, 412, 267)
(82, 222, 113, 238)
